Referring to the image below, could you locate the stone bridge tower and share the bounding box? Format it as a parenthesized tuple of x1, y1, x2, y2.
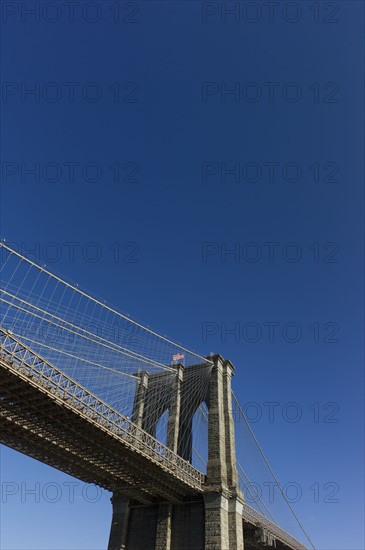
(108, 354, 245, 550)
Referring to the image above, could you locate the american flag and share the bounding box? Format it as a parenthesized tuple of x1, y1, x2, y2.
(172, 352, 184, 362)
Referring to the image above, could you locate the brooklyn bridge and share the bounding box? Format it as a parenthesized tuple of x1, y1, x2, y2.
(0, 242, 314, 550)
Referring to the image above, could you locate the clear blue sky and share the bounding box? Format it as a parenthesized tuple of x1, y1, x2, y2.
(0, 1, 364, 549)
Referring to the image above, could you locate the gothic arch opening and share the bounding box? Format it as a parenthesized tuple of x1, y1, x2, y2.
(155, 409, 169, 447)
(191, 402, 209, 474)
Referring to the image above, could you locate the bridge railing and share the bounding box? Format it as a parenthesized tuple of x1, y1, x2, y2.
(242, 502, 308, 550)
(0, 328, 205, 490)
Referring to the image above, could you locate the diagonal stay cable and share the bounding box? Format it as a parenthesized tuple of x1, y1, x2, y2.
(232, 391, 315, 550)
(11, 332, 139, 381)
(1, 294, 176, 372)
(236, 461, 278, 525)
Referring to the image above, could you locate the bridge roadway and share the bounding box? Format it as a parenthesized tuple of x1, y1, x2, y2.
(0, 329, 306, 550)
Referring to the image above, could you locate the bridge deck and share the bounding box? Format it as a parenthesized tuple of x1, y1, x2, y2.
(0, 329, 204, 503)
